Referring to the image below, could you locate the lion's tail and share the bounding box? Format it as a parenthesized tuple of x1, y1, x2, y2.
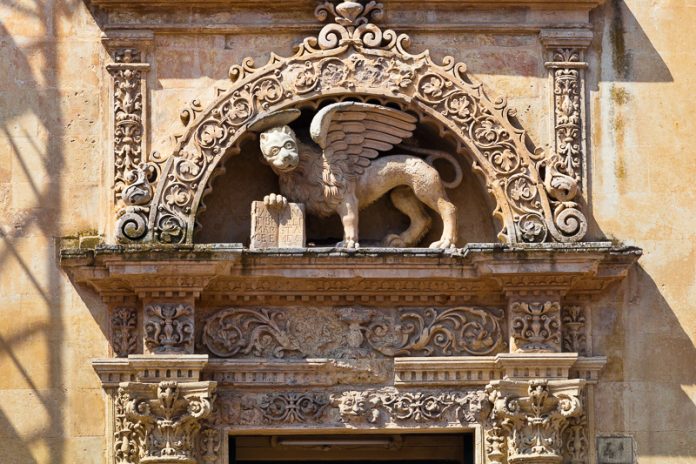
(397, 145, 463, 189)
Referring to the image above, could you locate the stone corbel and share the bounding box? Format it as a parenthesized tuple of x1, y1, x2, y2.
(114, 380, 217, 464)
(540, 29, 593, 196)
(102, 31, 155, 244)
(484, 379, 585, 464)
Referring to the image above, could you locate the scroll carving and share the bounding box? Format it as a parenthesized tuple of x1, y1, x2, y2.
(365, 306, 506, 356)
(115, 381, 216, 464)
(510, 301, 561, 352)
(201, 308, 299, 358)
(111, 307, 137, 357)
(143, 0, 587, 245)
(106, 47, 158, 243)
(200, 306, 505, 358)
(144, 304, 194, 354)
(331, 389, 489, 425)
(259, 393, 330, 423)
(486, 379, 584, 464)
(562, 305, 587, 355)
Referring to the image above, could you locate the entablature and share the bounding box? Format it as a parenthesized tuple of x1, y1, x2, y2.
(62, 243, 640, 303)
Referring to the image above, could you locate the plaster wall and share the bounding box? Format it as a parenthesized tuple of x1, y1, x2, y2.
(0, 0, 694, 463)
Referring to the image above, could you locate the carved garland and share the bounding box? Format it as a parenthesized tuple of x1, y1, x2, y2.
(122, 0, 586, 245)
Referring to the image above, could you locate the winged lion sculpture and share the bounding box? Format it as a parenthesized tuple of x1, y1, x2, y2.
(248, 102, 461, 249)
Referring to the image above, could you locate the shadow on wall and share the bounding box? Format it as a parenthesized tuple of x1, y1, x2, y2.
(0, 0, 84, 460)
(592, 0, 673, 84)
(594, 263, 696, 459)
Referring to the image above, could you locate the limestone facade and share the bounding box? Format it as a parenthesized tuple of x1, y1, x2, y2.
(1, 1, 695, 464)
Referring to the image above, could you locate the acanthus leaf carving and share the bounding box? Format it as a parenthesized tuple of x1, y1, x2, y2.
(365, 306, 506, 356)
(120, 381, 216, 464)
(201, 308, 299, 358)
(486, 379, 584, 464)
(200, 306, 505, 359)
(144, 304, 194, 354)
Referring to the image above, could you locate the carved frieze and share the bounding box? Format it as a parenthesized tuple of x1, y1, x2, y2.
(510, 301, 561, 353)
(114, 381, 216, 464)
(213, 387, 487, 428)
(259, 393, 330, 423)
(111, 306, 138, 357)
(200, 306, 506, 359)
(144, 303, 194, 354)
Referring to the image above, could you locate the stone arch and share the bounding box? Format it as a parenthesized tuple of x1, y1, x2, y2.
(121, 2, 586, 245)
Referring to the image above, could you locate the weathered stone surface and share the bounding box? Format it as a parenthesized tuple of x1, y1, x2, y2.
(2, 0, 696, 463)
(249, 200, 305, 249)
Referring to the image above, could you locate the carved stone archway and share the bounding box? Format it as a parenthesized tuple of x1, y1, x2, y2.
(116, 1, 587, 246)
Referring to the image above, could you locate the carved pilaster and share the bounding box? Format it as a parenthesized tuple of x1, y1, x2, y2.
(144, 303, 195, 354)
(104, 33, 155, 243)
(112, 306, 139, 357)
(562, 305, 588, 355)
(114, 381, 216, 464)
(485, 379, 585, 464)
(540, 29, 592, 195)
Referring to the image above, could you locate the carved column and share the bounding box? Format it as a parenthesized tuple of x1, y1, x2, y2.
(540, 29, 593, 195)
(103, 32, 155, 243)
(484, 379, 585, 464)
(114, 380, 217, 464)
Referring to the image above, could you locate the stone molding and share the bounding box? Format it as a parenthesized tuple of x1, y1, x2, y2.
(61, 244, 641, 305)
(114, 380, 216, 464)
(93, 354, 606, 389)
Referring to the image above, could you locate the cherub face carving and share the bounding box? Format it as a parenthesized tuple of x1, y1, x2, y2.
(259, 126, 300, 173)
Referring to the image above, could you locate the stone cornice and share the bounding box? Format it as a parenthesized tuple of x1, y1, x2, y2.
(91, 0, 605, 9)
(62, 243, 640, 303)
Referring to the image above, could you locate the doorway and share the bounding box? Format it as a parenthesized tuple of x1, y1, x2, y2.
(230, 433, 475, 464)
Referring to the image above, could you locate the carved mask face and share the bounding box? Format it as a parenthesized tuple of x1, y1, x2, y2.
(259, 126, 300, 173)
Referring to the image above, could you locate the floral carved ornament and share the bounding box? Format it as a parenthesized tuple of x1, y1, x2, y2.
(118, 0, 587, 246)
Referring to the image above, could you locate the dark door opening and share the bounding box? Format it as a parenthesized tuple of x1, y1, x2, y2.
(230, 433, 475, 464)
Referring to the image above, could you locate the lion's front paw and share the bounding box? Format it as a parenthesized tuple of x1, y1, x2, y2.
(383, 234, 406, 248)
(337, 239, 360, 249)
(263, 193, 288, 209)
(429, 238, 455, 249)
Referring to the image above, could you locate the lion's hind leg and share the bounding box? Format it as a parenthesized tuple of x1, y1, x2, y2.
(383, 186, 432, 247)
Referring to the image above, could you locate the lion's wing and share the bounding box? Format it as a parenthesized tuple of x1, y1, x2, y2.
(309, 102, 418, 177)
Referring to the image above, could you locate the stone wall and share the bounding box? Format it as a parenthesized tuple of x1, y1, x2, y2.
(0, 1, 694, 463)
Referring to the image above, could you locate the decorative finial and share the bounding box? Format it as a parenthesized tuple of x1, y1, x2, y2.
(314, 1, 384, 27)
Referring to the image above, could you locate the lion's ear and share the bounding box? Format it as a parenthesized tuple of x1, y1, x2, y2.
(260, 133, 268, 143)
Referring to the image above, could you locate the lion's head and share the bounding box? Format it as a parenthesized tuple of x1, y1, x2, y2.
(259, 125, 300, 173)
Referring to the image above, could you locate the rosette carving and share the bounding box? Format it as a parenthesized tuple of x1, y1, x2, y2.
(144, 0, 587, 245)
(259, 393, 329, 423)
